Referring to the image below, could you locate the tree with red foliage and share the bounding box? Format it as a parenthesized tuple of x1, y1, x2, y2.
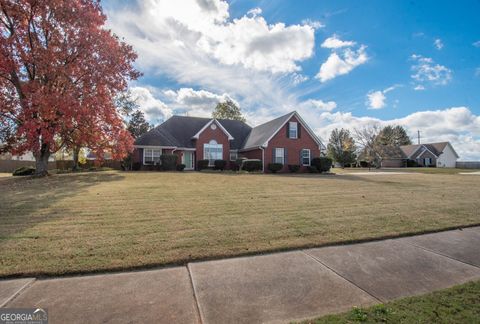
(0, 0, 140, 176)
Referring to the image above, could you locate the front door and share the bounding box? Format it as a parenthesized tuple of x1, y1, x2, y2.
(182, 151, 194, 170)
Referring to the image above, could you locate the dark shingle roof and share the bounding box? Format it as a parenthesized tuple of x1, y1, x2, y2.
(134, 115, 252, 149)
(400, 142, 450, 158)
(241, 112, 294, 149)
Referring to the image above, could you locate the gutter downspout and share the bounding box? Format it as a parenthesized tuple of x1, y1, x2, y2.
(260, 146, 265, 173)
(171, 147, 179, 167)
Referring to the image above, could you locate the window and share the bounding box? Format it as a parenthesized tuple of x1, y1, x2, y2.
(424, 157, 431, 166)
(144, 148, 161, 164)
(204, 140, 223, 166)
(275, 148, 284, 164)
(301, 149, 311, 166)
(229, 151, 238, 161)
(289, 122, 298, 139)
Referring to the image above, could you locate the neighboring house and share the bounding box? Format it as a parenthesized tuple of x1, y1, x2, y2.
(0, 146, 55, 162)
(379, 142, 459, 168)
(133, 111, 323, 172)
(400, 142, 459, 168)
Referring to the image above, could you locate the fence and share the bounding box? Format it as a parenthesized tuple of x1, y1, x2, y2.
(0, 159, 122, 173)
(456, 161, 480, 169)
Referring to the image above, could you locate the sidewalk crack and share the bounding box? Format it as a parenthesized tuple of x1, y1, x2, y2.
(186, 264, 204, 324)
(301, 250, 384, 303)
(1, 278, 36, 308)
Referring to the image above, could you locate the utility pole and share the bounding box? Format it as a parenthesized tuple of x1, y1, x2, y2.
(417, 130, 421, 144)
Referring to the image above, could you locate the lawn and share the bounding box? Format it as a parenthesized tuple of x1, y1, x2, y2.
(1, 171, 479, 277)
(300, 280, 480, 324)
(333, 167, 478, 175)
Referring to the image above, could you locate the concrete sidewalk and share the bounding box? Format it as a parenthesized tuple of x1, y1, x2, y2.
(1, 227, 480, 324)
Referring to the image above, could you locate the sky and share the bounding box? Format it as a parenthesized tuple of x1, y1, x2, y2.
(102, 0, 480, 160)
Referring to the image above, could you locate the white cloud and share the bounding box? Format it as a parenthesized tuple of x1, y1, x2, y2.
(316, 45, 368, 82)
(106, 0, 316, 115)
(366, 91, 386, 110)
(301, 19, 325, 29)
(366, 85, 400, 109)
(291, 73, 309, 85)
(108, 0, 314, 75)
(305, 107, 480, 160)
(473, 40, 480, 48)
(299, 99, 337, 112)
(247, 7, 262, 17)
(130, 86, 172, 124)
(434, 38, 444, 50)
(411, 54, 452, 89)
(164, 87, 236, 117)
(321, 35, 356, 49)
(414, 85, 425, 91)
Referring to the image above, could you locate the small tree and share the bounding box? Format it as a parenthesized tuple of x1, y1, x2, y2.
(376, 125, 412, 146)
(127, 110, 152, 139)
(354, 125, 381, 168)
(212, 100, 246, 122)
(327, 128, 356, 167)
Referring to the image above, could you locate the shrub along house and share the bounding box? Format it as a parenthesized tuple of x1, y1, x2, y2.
(133, 111, 323, 172)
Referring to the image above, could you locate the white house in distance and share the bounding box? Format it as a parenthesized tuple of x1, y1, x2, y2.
(380, 142, 459, 168)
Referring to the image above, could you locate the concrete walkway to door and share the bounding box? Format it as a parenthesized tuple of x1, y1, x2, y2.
(1, 227, 480, 324)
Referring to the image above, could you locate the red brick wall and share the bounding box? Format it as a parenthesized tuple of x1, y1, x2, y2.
(265, 116, 321, 173)
(195, 123, 231, 163)
(133, 148, 143, 163)
(240, 149, 262, 160)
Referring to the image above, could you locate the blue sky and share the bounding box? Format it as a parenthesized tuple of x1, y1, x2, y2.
(103, 0, 480, 159)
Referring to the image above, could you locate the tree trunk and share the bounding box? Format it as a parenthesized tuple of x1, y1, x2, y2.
(34, 144, 50, 177)
(72, 147, 80, 171)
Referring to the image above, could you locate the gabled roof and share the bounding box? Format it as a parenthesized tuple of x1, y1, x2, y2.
(135, 115, 251, 149)
(400, 142, 452, 159)
(192, 119, 234, 141)
(241, 112, 294, 149)
(135, 111, 323, 151)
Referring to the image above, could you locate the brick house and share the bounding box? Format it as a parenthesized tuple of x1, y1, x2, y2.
(133, 111, 324, 172)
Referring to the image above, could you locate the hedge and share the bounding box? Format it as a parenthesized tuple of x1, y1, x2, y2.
(268, 163, 283, 173)
(311, 157, 332, 173)
(176, 164, 186, 171)
(160, 154, 178, 171)
(197, 159, 209, 170)
(288, 164, 300, 173)
(214, 160, 227, 171)
(242, 160, 262, 172)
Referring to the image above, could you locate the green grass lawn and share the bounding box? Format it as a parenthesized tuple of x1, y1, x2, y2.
(333, 167, 478, 175)
(1, 171, 479, 277)
(300, 280, 480, 324)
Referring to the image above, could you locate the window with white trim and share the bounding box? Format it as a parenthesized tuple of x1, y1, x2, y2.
(274, 148, 285, 164)
(204, 140, 223, 166)
(144, 148, 161, 164)
(289, 122, 298, 139)
(229, 151, 238, 161)
(301, 149, 311, 166)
